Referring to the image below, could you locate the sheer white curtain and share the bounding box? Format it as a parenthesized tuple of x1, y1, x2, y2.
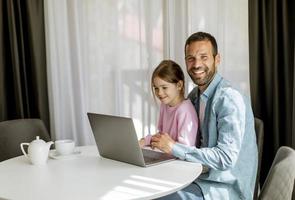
(44, 0, 249, 145)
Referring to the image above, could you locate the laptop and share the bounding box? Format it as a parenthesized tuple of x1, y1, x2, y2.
(87, 112, 176, 167)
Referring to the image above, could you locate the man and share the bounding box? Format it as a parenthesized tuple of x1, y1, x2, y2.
(152, 32, 258, 200)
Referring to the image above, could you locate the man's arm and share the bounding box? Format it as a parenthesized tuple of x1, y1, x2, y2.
(153, 88, 247, 171)
(151, 133, 175, 154)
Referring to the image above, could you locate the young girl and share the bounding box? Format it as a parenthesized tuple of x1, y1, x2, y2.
(139, 60, 199, 147)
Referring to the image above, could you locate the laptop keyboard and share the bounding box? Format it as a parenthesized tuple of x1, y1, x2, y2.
(142, 148, 175, 165)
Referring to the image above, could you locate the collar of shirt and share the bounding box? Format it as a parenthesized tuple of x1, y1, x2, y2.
(193, 72, 223, 104)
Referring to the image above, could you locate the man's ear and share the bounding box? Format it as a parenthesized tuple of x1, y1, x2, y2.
(215, 53, 221, 66)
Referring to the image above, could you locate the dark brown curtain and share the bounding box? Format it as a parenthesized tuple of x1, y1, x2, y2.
(249, 0, 295, 185)
(0, 0, 49, 131)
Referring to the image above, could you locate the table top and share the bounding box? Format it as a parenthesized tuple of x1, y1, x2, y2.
(0, 146, 202, 200)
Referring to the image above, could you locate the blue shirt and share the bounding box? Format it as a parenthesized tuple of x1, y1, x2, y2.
(172, 73, 258, 200)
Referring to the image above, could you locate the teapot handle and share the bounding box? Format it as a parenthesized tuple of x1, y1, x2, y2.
(20, 143, 29, 158)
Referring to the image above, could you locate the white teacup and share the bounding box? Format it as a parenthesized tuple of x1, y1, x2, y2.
(55, 140, 75, 155)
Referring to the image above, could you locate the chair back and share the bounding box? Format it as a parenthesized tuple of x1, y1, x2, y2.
(254, 117, 264, 199)
(0, 119, 51, 162)
(258, 146, 295, 200)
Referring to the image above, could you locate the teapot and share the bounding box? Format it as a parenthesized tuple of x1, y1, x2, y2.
(20, 136, 53, 165)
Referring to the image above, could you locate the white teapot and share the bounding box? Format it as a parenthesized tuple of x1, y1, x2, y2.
(20, 136, 53, 165)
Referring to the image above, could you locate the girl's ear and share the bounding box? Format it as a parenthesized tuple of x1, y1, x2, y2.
(177, 80, 184, 90)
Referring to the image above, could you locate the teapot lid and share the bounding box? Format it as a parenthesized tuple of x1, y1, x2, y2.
(31, 136, 45, 144)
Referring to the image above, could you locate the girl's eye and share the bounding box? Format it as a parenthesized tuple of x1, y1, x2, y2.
(162, 87, 167, 90)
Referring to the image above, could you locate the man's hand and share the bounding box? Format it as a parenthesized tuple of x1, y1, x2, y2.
(151, 133, 176, 154)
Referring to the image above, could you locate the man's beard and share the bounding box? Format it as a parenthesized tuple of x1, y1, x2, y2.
(189, 64, 216, 87)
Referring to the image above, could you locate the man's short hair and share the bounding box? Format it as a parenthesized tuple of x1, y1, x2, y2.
(185, 32, 218, 57)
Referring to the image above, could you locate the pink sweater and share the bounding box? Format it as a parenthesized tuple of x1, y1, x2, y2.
(145, 99, 198, 146)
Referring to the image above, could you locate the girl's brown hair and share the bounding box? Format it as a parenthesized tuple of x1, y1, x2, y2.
(151, 60, 185, 97)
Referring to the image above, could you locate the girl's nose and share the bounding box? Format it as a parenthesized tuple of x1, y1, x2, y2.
(157, 89, 163, 96)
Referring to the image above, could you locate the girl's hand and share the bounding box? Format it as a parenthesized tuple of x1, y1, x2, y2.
(151, 133, 175, 154)
(139, 138, 145, 148)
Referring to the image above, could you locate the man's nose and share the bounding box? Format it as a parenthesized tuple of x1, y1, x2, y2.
(193, 58, 203, 68)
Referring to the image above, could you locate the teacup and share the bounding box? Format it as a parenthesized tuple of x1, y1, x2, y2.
(55, 139, 75, 155)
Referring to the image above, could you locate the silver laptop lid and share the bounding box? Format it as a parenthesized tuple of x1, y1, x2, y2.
(87, 113, 146, 167)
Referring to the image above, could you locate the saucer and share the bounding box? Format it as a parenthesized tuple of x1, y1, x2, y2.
(49, 150, 81, 160)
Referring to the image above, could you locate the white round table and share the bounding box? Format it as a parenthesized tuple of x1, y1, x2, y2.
(0, 146, 202, 200)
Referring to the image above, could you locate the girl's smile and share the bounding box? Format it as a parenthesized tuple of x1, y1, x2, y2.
(153, 77, 183, 107)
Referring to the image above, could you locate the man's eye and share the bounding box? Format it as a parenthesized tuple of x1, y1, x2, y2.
(201, 56, 208, 60)
(186, 57, 194, 62)
(162, 87, 167, 90)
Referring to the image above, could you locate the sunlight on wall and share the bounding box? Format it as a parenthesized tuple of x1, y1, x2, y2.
(46, 0, 249, 144)
(85, 0, 163, 140)
(85, 0, 249, 142)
